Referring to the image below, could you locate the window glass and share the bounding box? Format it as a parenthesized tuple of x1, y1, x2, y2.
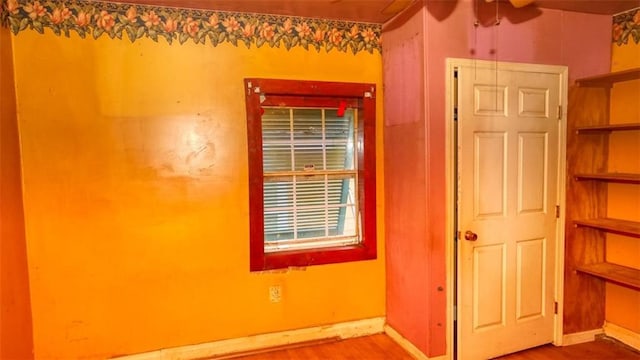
(262, 108, 359, 252)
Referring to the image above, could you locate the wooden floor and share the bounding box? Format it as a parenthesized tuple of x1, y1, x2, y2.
(494, 336, 640, 360)
(223, 334, 414, 359)
(216, 334, 639, 360)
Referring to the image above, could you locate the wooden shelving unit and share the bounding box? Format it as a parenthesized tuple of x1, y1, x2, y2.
(574, 218, 640, 238)
(574, 173, 640, 183)
(576, 262, 640, 290)
(564, 68, 640, 333)
(576, 68, 640, 87)
(576, 122, 640, 133)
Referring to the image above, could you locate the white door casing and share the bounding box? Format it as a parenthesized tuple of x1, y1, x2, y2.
(454, 60, 567, 360)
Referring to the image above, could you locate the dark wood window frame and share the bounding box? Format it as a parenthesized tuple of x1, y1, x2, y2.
(245, 78, 377, 271)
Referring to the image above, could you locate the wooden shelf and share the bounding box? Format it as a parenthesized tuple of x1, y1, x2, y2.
(576, 262, 640, 290)
(574, 218, 640, 238)
(575, 173, 640, 184)
(566, 68, 640, 331)
(576, 123, 640, 133)
(576, 68, 640, 87)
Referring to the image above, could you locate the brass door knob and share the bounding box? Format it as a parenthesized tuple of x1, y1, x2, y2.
(464, 231, 478, 241)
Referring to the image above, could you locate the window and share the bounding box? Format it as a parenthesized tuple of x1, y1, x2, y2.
(245, 79, 377, 271)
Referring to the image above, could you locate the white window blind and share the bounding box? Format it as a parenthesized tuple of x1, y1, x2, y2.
(262, 107, 361, 252)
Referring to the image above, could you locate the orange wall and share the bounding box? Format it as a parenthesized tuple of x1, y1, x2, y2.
(606, 40, 640, 333)
(11, 30, 385, 359)
(0, 26, 34, 359)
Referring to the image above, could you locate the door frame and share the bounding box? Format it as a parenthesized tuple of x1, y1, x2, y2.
(444, 58, 568, 358)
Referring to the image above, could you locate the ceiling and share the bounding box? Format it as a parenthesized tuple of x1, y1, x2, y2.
(108, 0, 640, 24)
(535, 0, 640, 15)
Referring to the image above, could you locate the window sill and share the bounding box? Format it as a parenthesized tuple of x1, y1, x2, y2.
(251, 244, 377, 271)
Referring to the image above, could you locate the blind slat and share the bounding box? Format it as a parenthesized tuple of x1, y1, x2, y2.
(261, 107, 359, 249)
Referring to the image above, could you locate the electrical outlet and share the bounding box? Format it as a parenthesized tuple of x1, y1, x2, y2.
(269, 285, 282, 303)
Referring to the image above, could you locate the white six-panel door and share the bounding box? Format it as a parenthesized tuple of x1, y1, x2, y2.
(456, 61, 565, 360)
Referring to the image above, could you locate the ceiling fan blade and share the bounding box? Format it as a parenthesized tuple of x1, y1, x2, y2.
(381, 0, 414, 15)
(484, 0, 536, 8)
(509, 0, 535, 8)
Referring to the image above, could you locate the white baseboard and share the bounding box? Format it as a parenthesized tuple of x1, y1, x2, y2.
(112, 317, 385, 360)
(604, 321, 640, 351)
(384, 325, 448, 360)
(561, 328, 604, 346)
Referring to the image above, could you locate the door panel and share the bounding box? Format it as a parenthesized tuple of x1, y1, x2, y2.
(518, 87, 549, 118)
(473, 243, 506, 331)
(475, 85, 508, 116)
(457, 63, 562, 360)
(518, 132, 548, 213)
(516, 237, 545, 321)
(475, 132, 507, 218)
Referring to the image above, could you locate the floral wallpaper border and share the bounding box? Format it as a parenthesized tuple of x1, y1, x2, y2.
(0, 0, 382, 54)
(612, 7, 640, 46)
